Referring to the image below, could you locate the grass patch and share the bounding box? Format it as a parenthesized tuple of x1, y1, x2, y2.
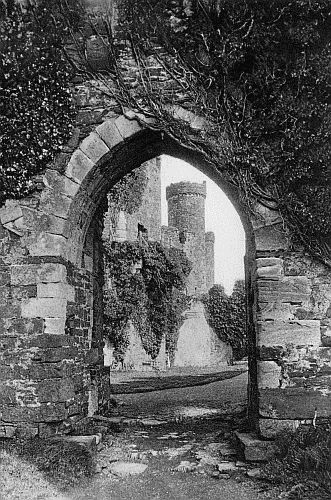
(262, 423, 331, 499)
(2, 436, 95, 490)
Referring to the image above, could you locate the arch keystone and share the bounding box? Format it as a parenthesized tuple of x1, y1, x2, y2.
(95, 119, 123, 149)
(79, 132, 110, 164)
(114, 115, 143, 139)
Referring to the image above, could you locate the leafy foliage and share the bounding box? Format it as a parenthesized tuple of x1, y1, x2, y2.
(262, 423, 331, 499)
(107, 165, 149, 215)
(0, 0, 80, 204)
(119, 0, 331, 263)
(103, 240, 192, 362)
(203, 280, 246, 359)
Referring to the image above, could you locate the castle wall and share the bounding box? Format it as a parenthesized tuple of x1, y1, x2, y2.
(104, 157, 162, 244)
(173, 301, 232, 367)
(125, 157, 162, 242)
(205, 231, 215, 290)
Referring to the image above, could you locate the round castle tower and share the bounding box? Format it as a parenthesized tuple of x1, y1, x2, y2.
(166, 181, 207, 295)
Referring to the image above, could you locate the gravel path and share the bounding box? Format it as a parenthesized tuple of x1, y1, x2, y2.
(68, 373, 279, 500)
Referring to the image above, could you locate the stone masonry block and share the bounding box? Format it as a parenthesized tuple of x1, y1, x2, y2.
(44, 317, 66, 334)
(257, 258, 283, 268)
(114, 115, 143, 139)
(19, 208, 67, 236)
(36, 378, 75, 403)
(257, 264, 283, 281)
(66, 149, 95, 184)
(26, 233, 67, 258)
(258, 276, 311, 304)
(252, 204, 282, 229)
(258, 320, 321, 347)
(37, 283, 75, 301)
(258, 302, 294, 321)
(258, 361, 282, 389)
(95, 119, 123, 149)
(43, 169, 80, 199)
(32, 346, 79, 363)
(19, 334, 74, 349)
(39, 188, 72, 219)
(11, 263, 67, 286)
(79, 132, 109, 164)
(21, 298, 67, 318)
(0, 201, 23, 225)
(255, 224, 288, 251)
(0, 317, 44, 336)
(235, 432, 276, 462)
(1, 403, 66, 423)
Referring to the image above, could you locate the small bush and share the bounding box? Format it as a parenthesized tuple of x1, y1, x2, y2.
(262, 423, 331, 499)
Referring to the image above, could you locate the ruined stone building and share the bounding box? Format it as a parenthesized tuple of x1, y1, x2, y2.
(1, 0, 330, 439)
(102, 157, 233, 370)
(103, 157, 215, 297)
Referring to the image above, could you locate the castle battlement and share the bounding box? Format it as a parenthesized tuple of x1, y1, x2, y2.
(166, 181, 206, 200)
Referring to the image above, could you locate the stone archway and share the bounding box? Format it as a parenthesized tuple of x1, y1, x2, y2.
(0, 112, 329, 439)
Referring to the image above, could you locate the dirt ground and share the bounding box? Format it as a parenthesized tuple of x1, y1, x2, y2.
(68, 414, 281, 500)
(0, 368, 283, 500)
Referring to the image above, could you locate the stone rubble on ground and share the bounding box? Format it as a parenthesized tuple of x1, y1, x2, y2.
(109, 461, 148, 477)
(217, 461, 238, 473)
(174, 461, 198, 472)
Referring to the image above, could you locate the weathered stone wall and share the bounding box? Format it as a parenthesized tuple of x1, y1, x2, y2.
(256, 252, 331, 437)
(125, 158, 162, 242)
(0, 0, 330, 436)
(205, 231, 215, 291)
(174, 301, 232, 367)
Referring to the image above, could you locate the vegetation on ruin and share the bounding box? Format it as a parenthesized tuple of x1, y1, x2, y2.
(106, 165, 149, 239)
(2, 436, 94, 490)
(1, 1, 330, 266)
(203, 280, 246, 359)
(262, 423, 331, 499)
(103, 240, 192, 363)
(109, 0, 329, 265)
(0, 0, 80, 205)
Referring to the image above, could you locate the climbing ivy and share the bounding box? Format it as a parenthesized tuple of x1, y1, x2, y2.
(203, 280, 247, 360)
(116, 0, 331, 264)
(103, 240, 192, 362)
(0, 0, 80, 205)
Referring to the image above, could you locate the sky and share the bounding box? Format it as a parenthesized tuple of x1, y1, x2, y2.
(160, 155, 245, 295)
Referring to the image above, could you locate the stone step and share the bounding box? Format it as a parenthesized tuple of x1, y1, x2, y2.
(234, 432, 276, 462)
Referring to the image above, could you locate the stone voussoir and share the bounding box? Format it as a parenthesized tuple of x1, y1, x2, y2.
(79, 131, 110, 164)
(95, 119, 124, 149)
(66, 149, 95, 184)
(0, 202, 23, 225)
(114, 114, 143, 139)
